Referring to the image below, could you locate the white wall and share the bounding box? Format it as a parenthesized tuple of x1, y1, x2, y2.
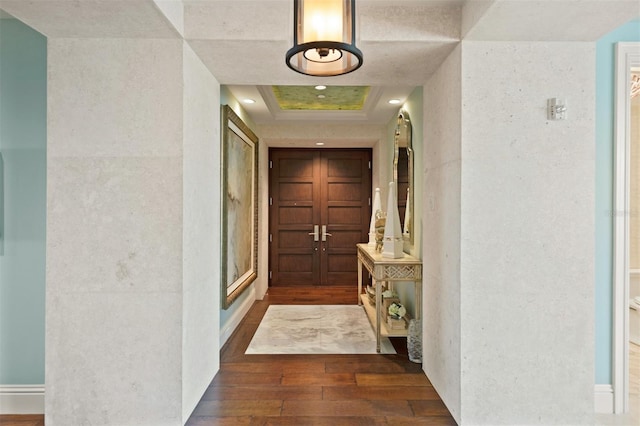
(460, 41, 595, 424)
(47, 37, 221, 425)
(181, 42, 220, 423)
(47, 38, 185, 425)
(423, 44, 463, 423)
(422, 41, 596, 425)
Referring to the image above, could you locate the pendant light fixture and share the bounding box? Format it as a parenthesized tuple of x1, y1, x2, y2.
(286, 0, 363, 77)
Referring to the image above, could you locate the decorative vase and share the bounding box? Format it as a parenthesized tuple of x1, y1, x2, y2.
(407, 318, 422, 363)
(382, 181, 403, 258)
(368, 187, 382, 247)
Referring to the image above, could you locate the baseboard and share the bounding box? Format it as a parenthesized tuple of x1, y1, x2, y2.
(220, 287, 256, 348)
(0, 385, 45, 414)
(594, 384, 614, 414)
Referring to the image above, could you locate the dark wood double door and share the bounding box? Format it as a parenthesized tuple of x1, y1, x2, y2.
(269, 149, 372, 287)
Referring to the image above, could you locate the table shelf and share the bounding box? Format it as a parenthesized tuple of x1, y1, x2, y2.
(356, 243, 422, 352)
(360, 294, 408, 337)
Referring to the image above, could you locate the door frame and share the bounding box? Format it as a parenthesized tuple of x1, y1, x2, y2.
(267, 147, 373, 287)
(613, 41, 640, 414)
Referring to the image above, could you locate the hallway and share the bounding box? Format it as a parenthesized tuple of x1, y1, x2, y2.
(186, 286, 455, 425)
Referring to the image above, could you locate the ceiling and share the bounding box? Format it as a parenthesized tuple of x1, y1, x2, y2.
(186, 0, 465, 124)
(0, 0, 638, 126)
(271, 86, 370, 111)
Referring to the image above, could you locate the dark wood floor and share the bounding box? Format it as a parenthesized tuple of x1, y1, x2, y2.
(0, 286, 456, 426)
(186, 285, 456, 425)
(0, 416, 44, 426)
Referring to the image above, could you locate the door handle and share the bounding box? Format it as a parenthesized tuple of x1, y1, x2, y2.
(308, 225, 319, 241)
(322, 225, 332, 241)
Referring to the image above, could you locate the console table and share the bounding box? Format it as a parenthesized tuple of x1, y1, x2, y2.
(356, 243, 423, 352)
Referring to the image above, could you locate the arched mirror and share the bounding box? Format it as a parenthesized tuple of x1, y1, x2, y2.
(393, 110, 413, 247)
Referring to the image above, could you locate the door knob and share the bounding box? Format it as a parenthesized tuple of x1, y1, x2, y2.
(308, 225, 319, 241)
(322, 225, 332, 241)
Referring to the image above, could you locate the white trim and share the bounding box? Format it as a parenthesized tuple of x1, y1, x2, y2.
(595, 384, 615, 414)
(613, 42, 640, 415)
(0, 385, 45, 414)
(219, 286, 256, 348)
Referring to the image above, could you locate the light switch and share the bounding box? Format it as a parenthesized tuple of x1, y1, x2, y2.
(547, 98, 567, 120)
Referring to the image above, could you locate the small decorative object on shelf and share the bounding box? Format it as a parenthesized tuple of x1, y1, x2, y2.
(368, 188, 382, 247)
(387, 316, 406, 330)
(383, 297, 401, 320)
(387, 301, 408, 329)
(374, 209, 386, 252)
(407, 318, 422, 363)
(387, 301, 406, 319)
(382, 288, 397, 299)
(366, 285, 376, 305)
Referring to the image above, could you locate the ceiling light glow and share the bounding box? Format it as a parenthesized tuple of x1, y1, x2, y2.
(388, 99, 401, 105)
(243, 98, 256, 104)
(315, 85, 327, 90)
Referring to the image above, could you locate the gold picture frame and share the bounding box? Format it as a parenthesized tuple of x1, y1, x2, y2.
(221, 105, 259, 309)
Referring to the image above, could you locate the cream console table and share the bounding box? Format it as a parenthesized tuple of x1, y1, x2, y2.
(356, 243, 422, 352)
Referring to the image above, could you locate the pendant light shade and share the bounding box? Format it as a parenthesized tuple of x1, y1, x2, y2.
(286, 0, 363, 77)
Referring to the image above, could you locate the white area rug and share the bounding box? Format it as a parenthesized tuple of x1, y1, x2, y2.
(245, 305, 396, 355)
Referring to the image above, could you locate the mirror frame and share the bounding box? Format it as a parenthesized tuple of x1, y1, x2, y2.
(393, 109, 413, 247)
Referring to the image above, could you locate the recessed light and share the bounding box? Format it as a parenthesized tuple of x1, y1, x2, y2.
(388, 99, 401, 105)
(317, 94, 326, 99)
(243, 98, 256, 104)
(315, 142, 325, 146)
(315, 85, 327, 90)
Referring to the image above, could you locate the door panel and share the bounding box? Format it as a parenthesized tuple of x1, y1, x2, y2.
(279, 182, 313, 200)
(270, 148, 371, 287)
(278, 207, 313, 224)
(321, 150, 370, 286)
(271, 150, 321, 286)
(328, 183, 362, 200)
(327, 207, 362, 224)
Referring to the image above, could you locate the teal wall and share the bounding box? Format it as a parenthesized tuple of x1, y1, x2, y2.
(595, 19, 640, 385)
(0, 19, 47, 384)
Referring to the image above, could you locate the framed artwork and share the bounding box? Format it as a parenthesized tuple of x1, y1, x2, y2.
(221, 105, 259, 309)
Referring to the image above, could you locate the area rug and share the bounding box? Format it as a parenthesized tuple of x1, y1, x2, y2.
(245, 305, 396, 355)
